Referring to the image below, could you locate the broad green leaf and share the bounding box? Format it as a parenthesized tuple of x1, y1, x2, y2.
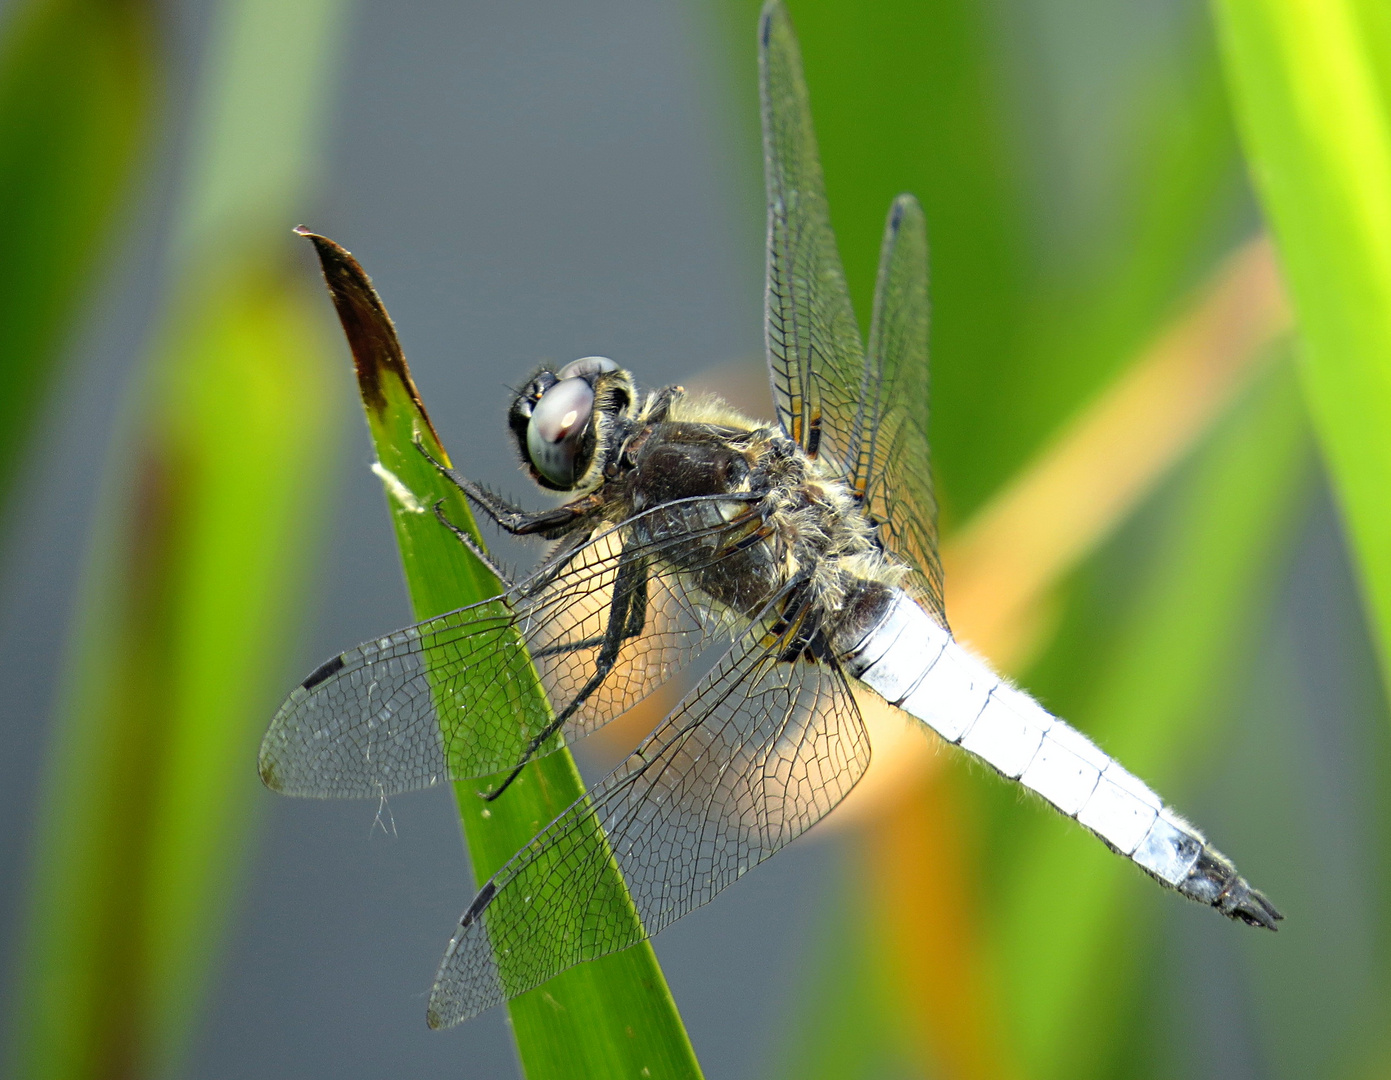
(0, 0, 155, 518)
(8, 0, 349, 1075)
(299, 232, 703, 1079)
(1211, 0, 1391, 700)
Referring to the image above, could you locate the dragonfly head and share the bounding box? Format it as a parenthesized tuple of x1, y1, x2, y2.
(508, 356, 635, 491)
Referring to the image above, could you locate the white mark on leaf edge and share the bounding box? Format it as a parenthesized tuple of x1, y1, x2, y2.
(371, 461, 426, 514)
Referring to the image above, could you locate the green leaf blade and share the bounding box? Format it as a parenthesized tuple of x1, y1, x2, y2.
(301, 231, 703, 1078)
(1213, 0, 1391, 698)
(0, 0, 156, 516)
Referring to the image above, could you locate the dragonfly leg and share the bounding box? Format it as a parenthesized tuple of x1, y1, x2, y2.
(430, 501, 516, 587)
(529, 564, 647, 659)
(483, 553, 649, 801)
(514, 526, 596, 600)
(412, 436, 591, 537)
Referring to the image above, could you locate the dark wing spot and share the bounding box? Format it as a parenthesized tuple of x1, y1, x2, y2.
(302, 654, 346, 691)
(462, 880, 497, 928)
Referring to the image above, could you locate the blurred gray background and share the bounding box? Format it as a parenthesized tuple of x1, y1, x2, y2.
(1, 0, 1386, 1077)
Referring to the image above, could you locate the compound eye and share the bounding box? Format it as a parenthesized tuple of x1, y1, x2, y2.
(556, 355, 618, 381)
(526, 377, 596, 487)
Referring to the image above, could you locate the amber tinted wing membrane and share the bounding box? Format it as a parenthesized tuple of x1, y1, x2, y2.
(760, 1, 867, 467)
(259, 497, 752, 798)
(426, 592, 873, 1025)
(525, 501, 750, 741)
(862, 196, 945, 623)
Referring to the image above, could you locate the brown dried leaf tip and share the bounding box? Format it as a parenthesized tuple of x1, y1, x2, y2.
(294, 226, 441, 442)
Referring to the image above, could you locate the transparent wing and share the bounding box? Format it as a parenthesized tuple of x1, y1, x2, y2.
(760, 3, 942, 622)
(523, 508, 752, 736)
(862, 195, 944, 622)
(760, 1, 866, 464)
(426, 593, 872, 1025)
(259, 497, 756, 798)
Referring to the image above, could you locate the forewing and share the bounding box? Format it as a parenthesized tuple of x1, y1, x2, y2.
(426, 596, 872, 1024)
(524, 513, 744, 742)
(862, 195, 945, 622)
(760, 1, 867, 467)
(259, 499, 751, 797)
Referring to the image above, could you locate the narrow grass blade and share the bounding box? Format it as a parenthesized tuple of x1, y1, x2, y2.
(0, 0, 155, 518)
(772, 880, 912, 1080)
(7, 0, 349, 1075)
(862, 771, 1017, 1080)
(299, 232, 703, 1079)
(1211, 0, 1391, 697)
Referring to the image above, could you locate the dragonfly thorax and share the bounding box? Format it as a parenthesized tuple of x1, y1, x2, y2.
(610, 383, 908, 643)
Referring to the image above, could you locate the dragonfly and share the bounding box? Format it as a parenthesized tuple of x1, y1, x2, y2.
(260, 0, 1280, 1029)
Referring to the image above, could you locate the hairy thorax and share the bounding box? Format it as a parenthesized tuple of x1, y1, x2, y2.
(618, 389, 905, 634)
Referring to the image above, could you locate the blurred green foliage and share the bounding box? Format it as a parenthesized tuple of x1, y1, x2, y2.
(990, 363, 1308, 1079)
(713, 0, 1381, 1078)
(3, 0, 1388, 1076)
(5, 0, 348, 1075)
(1213, 0, 1391, 698)
(716, 0, 1249, 519)
(0, 0, 155, 518)
(12, 271, 338, 1080)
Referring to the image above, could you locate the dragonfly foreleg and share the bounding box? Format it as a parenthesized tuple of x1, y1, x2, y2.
(482, 552, 649, 802)
(430, 501, 516, 588)
(413, 437, 592, 537)
(514, 526, 597, 602)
